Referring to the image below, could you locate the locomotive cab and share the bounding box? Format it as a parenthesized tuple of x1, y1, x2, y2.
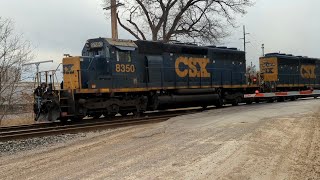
(62, 38, 138, 90)
(78, 38, 138, 90)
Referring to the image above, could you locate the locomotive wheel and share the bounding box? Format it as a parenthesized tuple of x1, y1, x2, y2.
(267, 98, 275, 103)
(71, 116, 83, 122)
(148, 94, 159, 111)
(93, 114, 102, 119)
(214, 98, 223, 108)
(107, 104, 120, 117)
(59, 117, 70, 124)
(232, 97, 242, 106)
(108, 113, 117, 117)
(119, 111, 130, 116)
(232, 99, 239, 106)
(133, 111, 143, 117)
(245, 99, 253, 104)
(201, 105, 208, 110)
(290, 96, 297, 101)
(277, 97, 285, 102)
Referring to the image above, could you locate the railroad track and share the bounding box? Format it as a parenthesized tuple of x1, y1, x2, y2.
(1, 98, 317, 142)
(0, 111, 195, 142)
(0, 122, 60, 132)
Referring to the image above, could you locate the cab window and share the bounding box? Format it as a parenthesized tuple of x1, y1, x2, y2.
(116, 51, 131, 62)
(105, 47, 110, 58)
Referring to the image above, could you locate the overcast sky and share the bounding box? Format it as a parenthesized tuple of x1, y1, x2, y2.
(1, 0, 319, 72)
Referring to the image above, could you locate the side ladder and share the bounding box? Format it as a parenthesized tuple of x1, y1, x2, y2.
(59, 90, 76, 118)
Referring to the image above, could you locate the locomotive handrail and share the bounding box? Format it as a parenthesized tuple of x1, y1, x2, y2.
(85, 57, 95, 70)
(33, 63, 62, 91)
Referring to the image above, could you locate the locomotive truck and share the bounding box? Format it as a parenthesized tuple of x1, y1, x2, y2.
(33, 38, 320, 121)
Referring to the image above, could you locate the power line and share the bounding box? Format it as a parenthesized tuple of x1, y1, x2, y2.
(240, 25, 250, 61)
(247, 33, 265, 57)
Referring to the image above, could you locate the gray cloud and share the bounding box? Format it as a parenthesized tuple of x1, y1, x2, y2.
(1, 0, 319, 72)
(226, 0, 320, 66)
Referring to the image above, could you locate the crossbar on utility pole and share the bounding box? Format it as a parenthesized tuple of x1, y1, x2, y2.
(103, 0, 124, 40)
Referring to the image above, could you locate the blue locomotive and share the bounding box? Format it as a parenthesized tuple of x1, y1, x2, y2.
(260, 53, 320, 92)
(33, 38, 320, 121)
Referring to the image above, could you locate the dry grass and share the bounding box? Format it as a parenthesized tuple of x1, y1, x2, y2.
(0, 113, 34, 127)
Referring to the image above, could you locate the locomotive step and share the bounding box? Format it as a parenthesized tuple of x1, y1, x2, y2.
(60, 106, 71, 108)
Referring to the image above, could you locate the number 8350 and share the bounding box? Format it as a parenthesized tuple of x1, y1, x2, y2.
(115, 64, 135, 73)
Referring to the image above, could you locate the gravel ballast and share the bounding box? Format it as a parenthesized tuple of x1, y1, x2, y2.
(0, 133, 88, 156)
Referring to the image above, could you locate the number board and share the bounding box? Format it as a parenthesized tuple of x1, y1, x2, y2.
(90, 41, 104, 48)
(115, 64, 136, 73)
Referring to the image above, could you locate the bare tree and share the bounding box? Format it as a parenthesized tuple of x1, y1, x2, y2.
(246, 63, 258, 84)
(103, 0, 252, 44)
(0, 17, 32, 124)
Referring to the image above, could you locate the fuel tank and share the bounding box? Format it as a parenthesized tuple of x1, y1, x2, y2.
(171, 88, 216, 95)
(158, 94, 219, 109)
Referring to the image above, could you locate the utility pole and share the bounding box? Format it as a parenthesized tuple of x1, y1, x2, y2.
(103, 0, 124, 40)
(23, 60, 53, 86)
(261, 44, 265, 56)
(110, 0, 118, 39)
(240, 25, 250, 60)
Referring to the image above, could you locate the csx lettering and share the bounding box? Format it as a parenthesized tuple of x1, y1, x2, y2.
(116, 64, 135, 73)
(300, 65, 316, 79)
(262, 62, 276, 74)
(63, 64, 74, 74)
(175, 57, 210, 78)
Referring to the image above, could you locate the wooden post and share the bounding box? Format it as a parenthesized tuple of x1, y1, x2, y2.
(111, 0, 118, 40)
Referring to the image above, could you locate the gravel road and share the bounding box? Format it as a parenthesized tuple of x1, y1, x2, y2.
(1, 99, 320, 180)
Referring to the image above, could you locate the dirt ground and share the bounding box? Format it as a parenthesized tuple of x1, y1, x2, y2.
(1, 99, 320, 179)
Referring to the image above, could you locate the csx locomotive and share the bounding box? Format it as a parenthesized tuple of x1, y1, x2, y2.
(33, 38, 320, 121)
(260, 53, 320, 91)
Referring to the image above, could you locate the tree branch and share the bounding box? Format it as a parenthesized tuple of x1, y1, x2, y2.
(117, 14, 141, 40)
(105, 0, 252, 43)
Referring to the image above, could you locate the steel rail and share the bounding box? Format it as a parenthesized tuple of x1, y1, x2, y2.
(0, 108, 203, 134)
(0, 112, 190, 141)
(0, 122, 59, 132)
